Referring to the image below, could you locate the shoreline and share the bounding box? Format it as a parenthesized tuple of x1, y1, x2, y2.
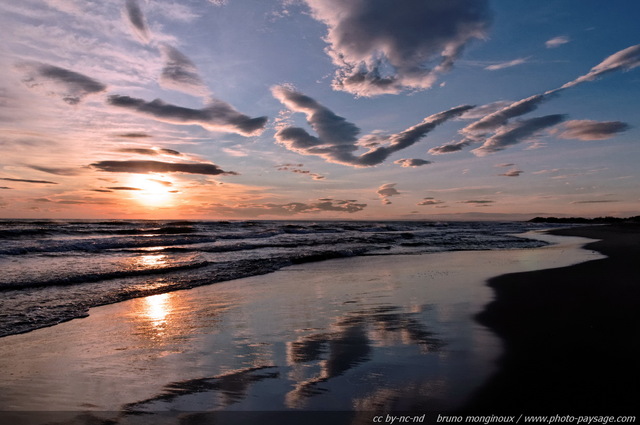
(0, 221, 549, 340)
(463, 223, 640, 414)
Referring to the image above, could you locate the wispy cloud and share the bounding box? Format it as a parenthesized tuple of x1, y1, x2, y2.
(428, 138, 474, 155)
(116, 133, 152, 139)
(18, 62, 107, 105)
(209, 198, 367, 216)
(221, 146, 249, 157)
(273, 85, 473, 166)
(107, 95, 268, 136)
(570, 199, 620, 204)
(276, 164, 325, 180)
(562, 44, 640, 89)
(377, 183, 400, 205)
(394, 158, 432, 167)
(556, 120, 630, 140)
(460, 199, 495, 205)
(545, 36, 570, 48)
(462, 93, 557, 135)
(417, 197, 445, 206)
(90, 160, 238, 176)
(26, 165, 82, 176)
(458, 101, 514, 120)
(498, 169, 523, 177)
(116, 147, 183, 156)
(106, 186, 142, 191)
(304, 0, 491, 96)
(159, 45, 209, 97)
(485, 57, 528, 71)
(124, 0, 150, 43)
(471, 114, 566, 156)
(0, 177, 58, 184)
(446, 45, 640, 155)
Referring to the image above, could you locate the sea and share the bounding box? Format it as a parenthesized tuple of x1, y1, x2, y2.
(0, 219, 555, 338)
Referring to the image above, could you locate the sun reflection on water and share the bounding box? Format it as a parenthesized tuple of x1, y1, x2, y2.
(139, 293, 174, 339)
(136, 254, 168, 269)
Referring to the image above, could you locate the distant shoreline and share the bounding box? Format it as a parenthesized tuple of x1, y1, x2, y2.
(529, 216, 640, 225)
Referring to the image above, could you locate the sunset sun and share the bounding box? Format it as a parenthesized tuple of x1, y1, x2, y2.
(128, 174, 174, 208)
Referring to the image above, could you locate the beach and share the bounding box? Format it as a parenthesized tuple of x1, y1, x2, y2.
(464, 224, 640, 415)
(0, 226, 639, 424)
(0, 227, 619, 424)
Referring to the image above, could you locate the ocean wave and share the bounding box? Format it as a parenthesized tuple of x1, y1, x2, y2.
(0, 220, 553, 338)
(0, 261, 211, 291)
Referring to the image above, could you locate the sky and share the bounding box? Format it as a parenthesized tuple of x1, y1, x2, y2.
(1, 0, 639, 220)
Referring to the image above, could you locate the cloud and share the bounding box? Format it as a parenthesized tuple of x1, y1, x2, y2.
(124, 0, 150, 43)
(428, 138, 474, 155)
(562, 44, 640, 89)
(159, 45, 209, 96)
(281, 198, 366, 213)
(417, 197, 445, 206)
(498, 169, 523, 177)
(276, 164, 325, 180)
(460, 199, 494, 204)
(570, 200, 620, 204)
(485, 58, 528, 71)
(116, 133, 152, 138)
(304, 0, 491, 96)
(462, 93, 557, 135)
(495, 163, 514, 168)
(272, 85, 473, 166)
(0, 186, 13, 190)
(394, 158, 432, 167)
(377, 183, 400, 205)
(90, 160, 238, 176)
(26, 165, 82, 176)
(159, 148, 182, 156)
(106, 186, 142, 191)
(117, 147, 183, 156)
(471, 114, 566, 156)
(19, 62, 107, 105)
(532, 168, 561, 175)
(107, 95, 268, 136)
(556, 120, 630, 140)
(545, 36, 570, 48)
(458, 101, 513, 120)
(149, 179, 173, 187)
(455, 45, 640, 155)
(0, 177, 58, 184)
(214, 198, 367, 216)
(221, 146, 249, 157)
(117, 148, 160, 156)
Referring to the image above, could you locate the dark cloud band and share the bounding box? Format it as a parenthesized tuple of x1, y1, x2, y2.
(108, 95, 267, 136)
(90, 160, 238, 176)
(19, 62, 106, 105)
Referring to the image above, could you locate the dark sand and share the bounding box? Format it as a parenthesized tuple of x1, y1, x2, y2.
(463, 224, 640, 415)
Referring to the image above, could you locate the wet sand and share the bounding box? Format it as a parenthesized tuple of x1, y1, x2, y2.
(0, 232, 605, 424)
(464, 224, 640, 415)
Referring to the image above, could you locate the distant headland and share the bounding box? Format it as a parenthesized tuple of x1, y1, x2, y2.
(528, 215, 640, 224)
